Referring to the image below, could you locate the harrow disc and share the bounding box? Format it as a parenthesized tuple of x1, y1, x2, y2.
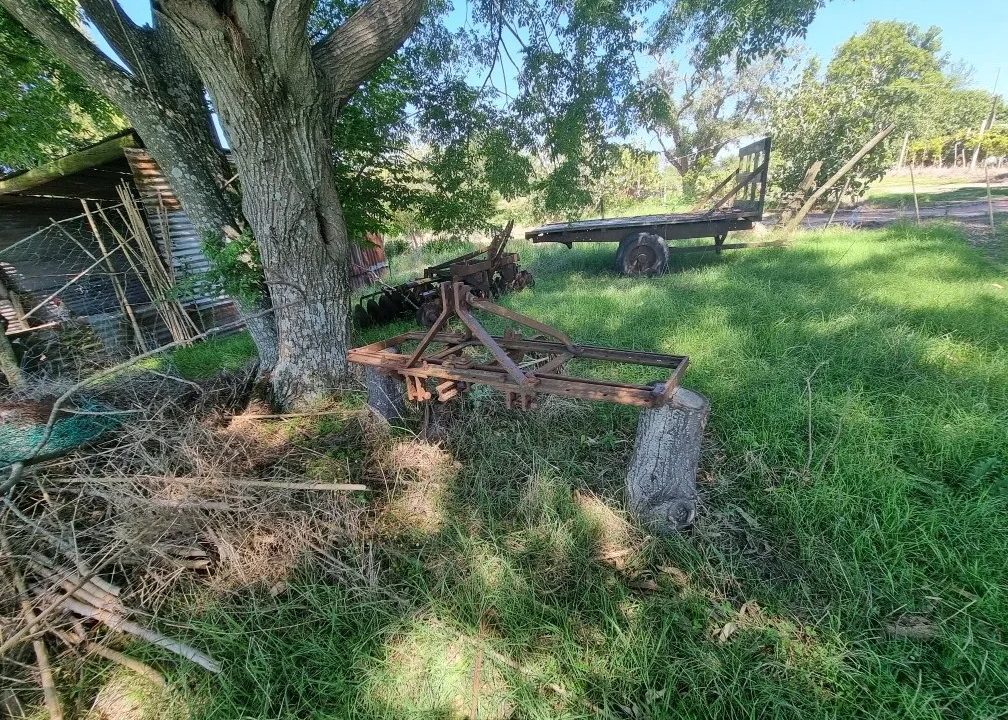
(353, 303, 370, 328)
(364, 297, 383, 322)
(378, 292, 402, 320)
(417, 300, 443, 328)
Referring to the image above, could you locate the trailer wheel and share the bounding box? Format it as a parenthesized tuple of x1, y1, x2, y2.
(714, 233, 727, 254)
(617, 233, 668, 276)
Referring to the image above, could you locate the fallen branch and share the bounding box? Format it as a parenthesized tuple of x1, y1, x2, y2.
(0, 533, 65, 720)
(0, 537, 128, 657)
(236, 409, 350, 420)
(52, 629, 166, 688)
(45, 475, 368, 492)
(784, 124, 896, 232)
(50, 594, 221, 673)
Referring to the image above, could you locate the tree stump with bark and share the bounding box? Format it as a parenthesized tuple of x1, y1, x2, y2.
(625, 389, 710, 533)
(365, 367, 405, 422)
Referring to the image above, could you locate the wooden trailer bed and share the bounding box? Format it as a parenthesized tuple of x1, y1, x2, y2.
(525, 137, 774, 275)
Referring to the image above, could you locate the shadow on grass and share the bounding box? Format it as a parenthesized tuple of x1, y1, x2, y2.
(95, 223, 1006, 720)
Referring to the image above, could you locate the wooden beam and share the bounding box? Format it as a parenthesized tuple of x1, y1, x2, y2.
(0, 132, 140, 196)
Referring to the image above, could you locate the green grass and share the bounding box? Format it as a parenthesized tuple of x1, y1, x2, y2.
(164, 332, 257, 379)
(73, 222, 1008, 719)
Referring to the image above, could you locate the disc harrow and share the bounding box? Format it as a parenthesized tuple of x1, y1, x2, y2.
(349, 281, 692, 410)
(353, 221, 532, 329)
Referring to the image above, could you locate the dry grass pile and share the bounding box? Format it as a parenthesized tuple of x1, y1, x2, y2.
(0, 368, 378, 715)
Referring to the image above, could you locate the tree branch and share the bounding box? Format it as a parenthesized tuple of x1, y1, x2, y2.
(312, 0, 425, 101)
(78, 0, 146, 68)
(0, 0, 139, 103)
(269, 0, 315, 79)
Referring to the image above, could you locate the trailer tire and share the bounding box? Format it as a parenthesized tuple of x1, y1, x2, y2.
(617, 233, 669, 276)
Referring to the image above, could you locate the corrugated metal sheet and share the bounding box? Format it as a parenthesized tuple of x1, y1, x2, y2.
(349, 233, 388, 290)
(1, 209, 154, 332)
(123, 148, 229, 310)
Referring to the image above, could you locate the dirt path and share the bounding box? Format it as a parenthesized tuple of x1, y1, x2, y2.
(802, 196, 1008, 228)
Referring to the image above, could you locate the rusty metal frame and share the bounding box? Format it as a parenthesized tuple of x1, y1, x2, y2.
(349, 281, 690, 409)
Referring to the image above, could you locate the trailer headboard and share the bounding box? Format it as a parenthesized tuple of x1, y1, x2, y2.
(731, 137, 771, 216)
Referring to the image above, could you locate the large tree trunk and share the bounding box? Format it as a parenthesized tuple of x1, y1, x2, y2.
(229, 110, 353, 406)
(159, 11, 357, 409)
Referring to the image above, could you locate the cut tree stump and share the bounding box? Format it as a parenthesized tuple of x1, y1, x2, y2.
(365, 365, 405, 421)
(626, 388, 710, 533)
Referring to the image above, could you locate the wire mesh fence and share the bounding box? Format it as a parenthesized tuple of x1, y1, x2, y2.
(0, 187, 238, 386)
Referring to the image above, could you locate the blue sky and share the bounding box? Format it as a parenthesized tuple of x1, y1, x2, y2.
(802, 0, 1005, 92)
(103, 0, 1004, 94)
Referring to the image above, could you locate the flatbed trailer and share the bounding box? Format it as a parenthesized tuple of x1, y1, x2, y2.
(525, 137, 774, 275)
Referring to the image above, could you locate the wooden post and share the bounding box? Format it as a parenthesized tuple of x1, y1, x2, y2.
(625, 389, 710, 533)
(896, 132, 909, 168)
(0, 317, 26, 389)
(985, 163, 996, 236)
(909, 162, 921, 225)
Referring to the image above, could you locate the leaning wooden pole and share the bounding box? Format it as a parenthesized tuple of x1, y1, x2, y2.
(909, 161, 921, 225)
(0, 318, 26, 388)
(784, 124, 896, 233)
(985, 164, 996, 235)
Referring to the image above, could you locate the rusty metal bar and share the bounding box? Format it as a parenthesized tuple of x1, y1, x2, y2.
(467, 293, 578, 352)
(451, 286, 532, 387)
(404, 283, 457, 368)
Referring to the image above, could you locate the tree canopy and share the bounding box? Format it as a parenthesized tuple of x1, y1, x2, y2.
(0, 3, 122, 170)
(634, 48, 797, 195)
(768, 21, 996, 203)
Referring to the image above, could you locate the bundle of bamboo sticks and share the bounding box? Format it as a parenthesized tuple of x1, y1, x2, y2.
(80, 184, 200, 349)
(2, 527, 220, 720)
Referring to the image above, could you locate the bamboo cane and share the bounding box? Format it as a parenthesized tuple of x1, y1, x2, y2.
(81, 201, 150, 352)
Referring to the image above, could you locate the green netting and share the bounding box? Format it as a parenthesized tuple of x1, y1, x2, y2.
(0, 402, 119, 465)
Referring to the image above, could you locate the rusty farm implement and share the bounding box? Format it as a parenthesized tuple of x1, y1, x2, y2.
(348, 280, 707, 530)
(349, 280, 691, 411)
(353, 221, 533, 328)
